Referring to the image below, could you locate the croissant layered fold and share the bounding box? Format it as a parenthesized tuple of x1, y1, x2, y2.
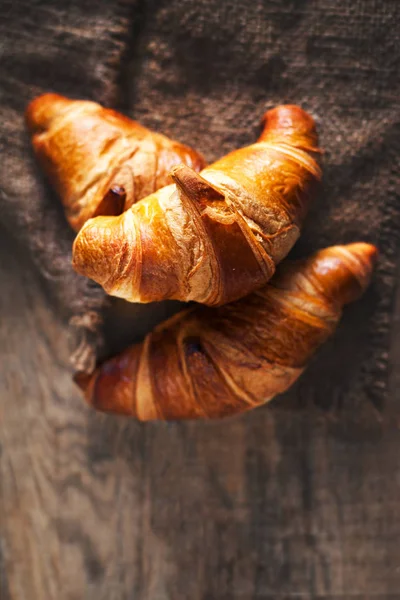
(72, 105, 322, 305)
(26, 94, 206, 231)
(75, 243, 377, 421)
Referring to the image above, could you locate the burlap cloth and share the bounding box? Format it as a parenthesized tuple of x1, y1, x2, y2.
(1, 0, 399, 419)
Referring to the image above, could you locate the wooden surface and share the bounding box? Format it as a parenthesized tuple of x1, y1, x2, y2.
(1, 228, 400, 600)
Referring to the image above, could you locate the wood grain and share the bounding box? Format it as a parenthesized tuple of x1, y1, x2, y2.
(1, 227, 400, 599)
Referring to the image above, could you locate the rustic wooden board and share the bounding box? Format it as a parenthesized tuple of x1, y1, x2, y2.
(1, 227, 400, 600)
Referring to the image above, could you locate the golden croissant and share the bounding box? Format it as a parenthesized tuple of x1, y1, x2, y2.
(75, 243, 377, 420)
(26, 93, 205, 231)
(72, 105, 322, 305)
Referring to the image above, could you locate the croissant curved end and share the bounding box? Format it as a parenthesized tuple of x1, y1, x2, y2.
(310, 242, 378, 306)
(259, 104, 319, 149)
(74, 352, 139, 416)
(72, 215, 120, 286)
(342, 241, 378, 298)
(72, 211, 140, 299)
(25, 93, 74, 134)
(344, 241, 378, 267)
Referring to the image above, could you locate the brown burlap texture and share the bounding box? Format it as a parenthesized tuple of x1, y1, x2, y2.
(1, 0, 399, 418)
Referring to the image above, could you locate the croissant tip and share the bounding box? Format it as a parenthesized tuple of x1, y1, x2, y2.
(262, 104, 316, 126)
(259, 104, 319, 149)
(345, 242, 379, 265)
(72, 214, 132, 293)
(25, 93, 70, 133)
(313, 243, 379, 306)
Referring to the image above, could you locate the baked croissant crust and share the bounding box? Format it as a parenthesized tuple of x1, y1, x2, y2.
(75, 243, 377, 420)
(72, 105, 322, 305)
(26, 94, 205, 231)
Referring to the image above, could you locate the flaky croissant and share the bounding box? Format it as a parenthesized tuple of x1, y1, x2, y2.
(75, 243, 377, 420)
(26, 94, 205, 231)
(72, 105, 322, 305)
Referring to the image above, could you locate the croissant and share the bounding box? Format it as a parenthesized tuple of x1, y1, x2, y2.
(26, 93, 205, 231)
(72, 105, 322, 305)
(75, 243, 377, 420)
